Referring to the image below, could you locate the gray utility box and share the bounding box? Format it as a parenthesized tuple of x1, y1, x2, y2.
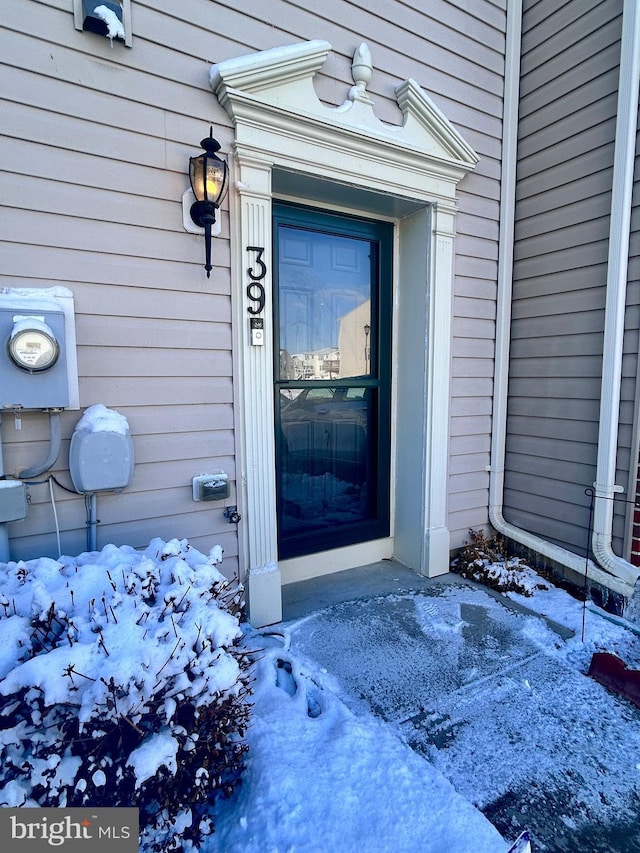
(70, 428, 135, 494)
(0, 299, 70, 410)
(0, 480, 28, 523)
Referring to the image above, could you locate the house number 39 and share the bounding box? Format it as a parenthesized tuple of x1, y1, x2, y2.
(246, 246, 267, 315)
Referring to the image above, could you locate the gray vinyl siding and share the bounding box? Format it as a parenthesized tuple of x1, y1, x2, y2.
(2, 0, 504, 564)
(620, 134, 640, 557)
(504, 0, 623, 556)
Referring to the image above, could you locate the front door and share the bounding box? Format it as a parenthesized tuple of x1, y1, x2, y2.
(273, 202, 393, 560)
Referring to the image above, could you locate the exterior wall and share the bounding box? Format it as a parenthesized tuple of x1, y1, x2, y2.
(504, 0, 623, 557)
(1, 0, 504, 570)
(2, 0, 239, 567)
(625, 128, 640, 563)
(447, 2, 506, 547)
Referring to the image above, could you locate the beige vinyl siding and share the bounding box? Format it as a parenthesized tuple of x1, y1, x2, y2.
(504, 0, 622, 556)
(2, 0, 504, 564)
(433, 1, 505, 550)
(2, 0, 238, 566)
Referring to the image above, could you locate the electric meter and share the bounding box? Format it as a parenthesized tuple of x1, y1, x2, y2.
(8, 318, 60, 373)
(0, 289, 78, 410)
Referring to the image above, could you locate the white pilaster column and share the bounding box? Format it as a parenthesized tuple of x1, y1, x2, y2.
(233, 155, 282, 626)
(423, 203, 456, 574)
(394, 203, 456, 577)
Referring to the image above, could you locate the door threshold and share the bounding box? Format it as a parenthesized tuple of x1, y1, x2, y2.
(279, 537, 393, 585)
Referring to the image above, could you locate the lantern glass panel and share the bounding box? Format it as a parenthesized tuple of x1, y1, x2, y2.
(190, 155, 227, 204)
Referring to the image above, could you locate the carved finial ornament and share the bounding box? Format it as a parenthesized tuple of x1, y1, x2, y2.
(349, 43, 373, 103)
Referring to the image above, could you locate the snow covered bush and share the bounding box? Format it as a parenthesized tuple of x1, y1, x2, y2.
(0, 538, 252, 851)
(451, 529, 548, 597)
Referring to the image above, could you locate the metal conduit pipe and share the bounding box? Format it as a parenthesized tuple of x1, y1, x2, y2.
(18, 411, 62, 480)
(591, 0, 640, 589)
(88, 493, 98, 552)
(0, 413, 10, 562)
(488, 0, 634, 599)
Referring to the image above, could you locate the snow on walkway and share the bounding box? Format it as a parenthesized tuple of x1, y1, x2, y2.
(206, 629, 506, 853)
(284, 582, 640, 852)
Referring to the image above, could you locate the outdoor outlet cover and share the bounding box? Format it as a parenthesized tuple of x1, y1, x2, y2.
(192, 473, 230, 501)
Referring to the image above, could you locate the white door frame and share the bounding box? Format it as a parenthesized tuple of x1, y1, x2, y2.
(210, 40, 478, 626)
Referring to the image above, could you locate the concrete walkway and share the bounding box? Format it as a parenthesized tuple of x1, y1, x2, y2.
(281, 562, 640, 852)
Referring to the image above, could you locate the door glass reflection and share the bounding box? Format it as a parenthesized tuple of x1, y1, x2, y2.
(278, 228, 373, 380)
(278, 387, 375, 535)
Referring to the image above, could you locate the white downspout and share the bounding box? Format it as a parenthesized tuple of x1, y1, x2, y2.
(591, 0, 640, 587)
(488, 0, 633, 598)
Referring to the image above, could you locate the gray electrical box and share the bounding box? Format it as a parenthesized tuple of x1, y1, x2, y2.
(0, 481, 28, 523)
(0, 289, 79, 411)
(69, 413, 135, 494)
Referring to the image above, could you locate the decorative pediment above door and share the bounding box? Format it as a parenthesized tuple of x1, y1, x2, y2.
(210, 40, 478, 201)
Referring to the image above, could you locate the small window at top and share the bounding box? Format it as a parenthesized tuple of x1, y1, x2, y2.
(73, 0, 132, 47)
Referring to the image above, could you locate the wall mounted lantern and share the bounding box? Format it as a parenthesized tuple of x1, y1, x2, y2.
(189, 128, 229, 278)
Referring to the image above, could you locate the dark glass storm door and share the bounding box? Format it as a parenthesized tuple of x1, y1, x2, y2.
(273, 202, 393, 560)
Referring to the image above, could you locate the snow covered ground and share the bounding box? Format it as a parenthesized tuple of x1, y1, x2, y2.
(1, 539, 639, 852)
(206, 626, 507, 853)
(207, 570, 640, 853)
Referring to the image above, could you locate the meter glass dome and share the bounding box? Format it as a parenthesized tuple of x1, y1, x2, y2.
(9, 327, 60, 372)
